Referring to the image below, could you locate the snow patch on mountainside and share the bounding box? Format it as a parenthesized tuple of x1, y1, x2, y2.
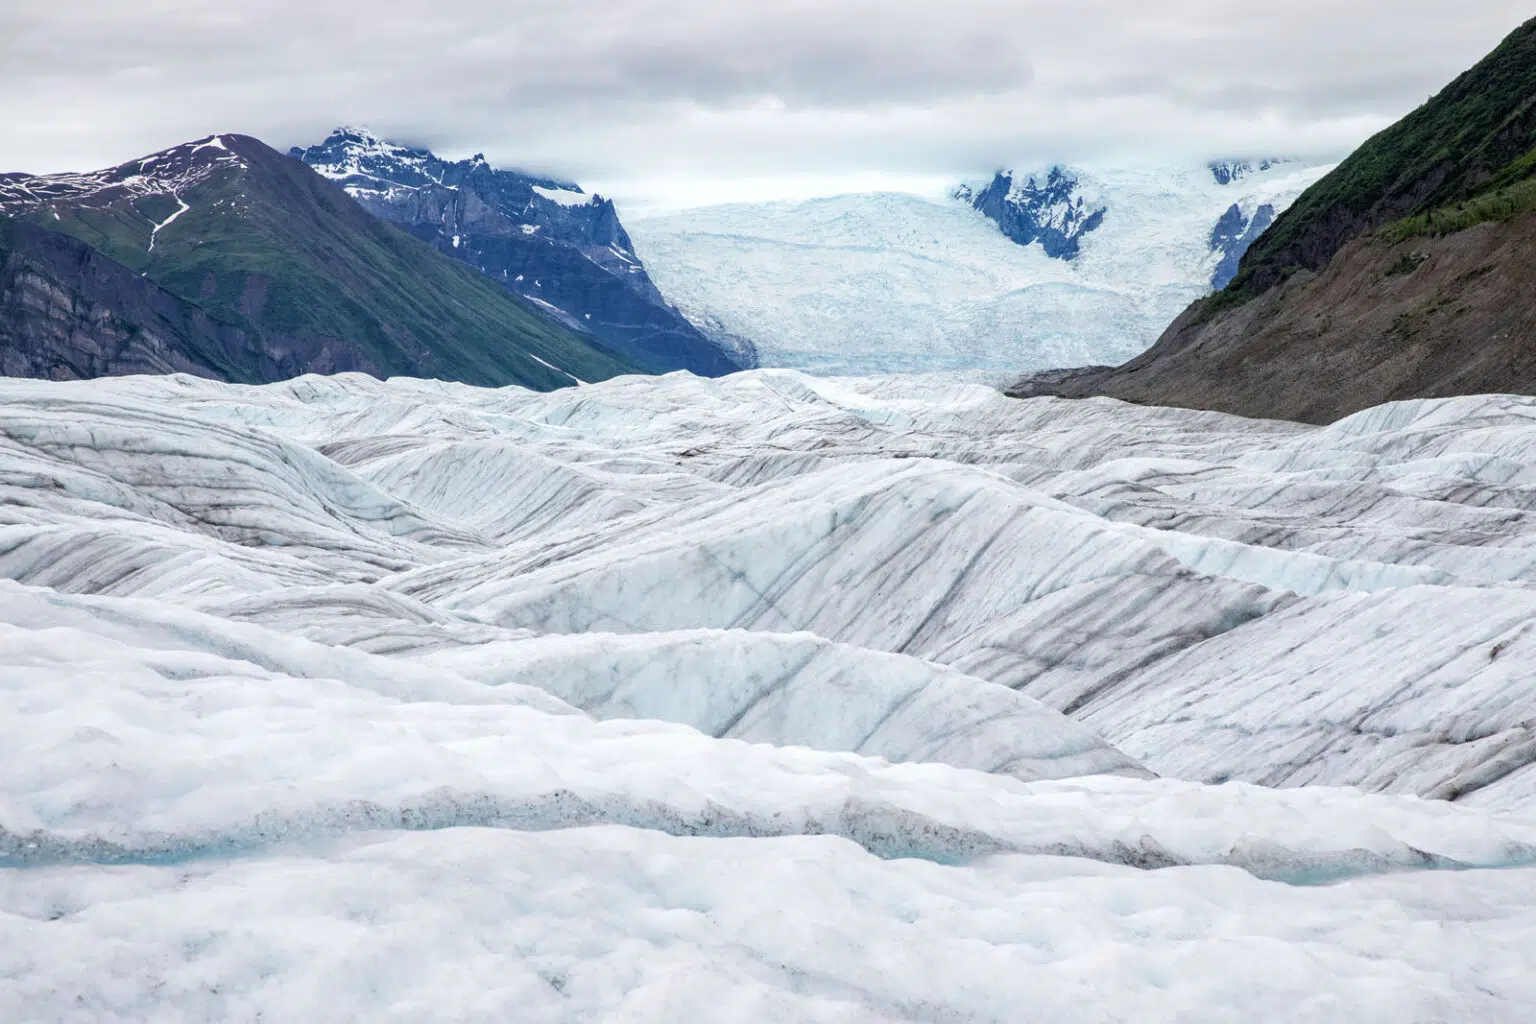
(0, 135, 245, 224)
(628, 161, 1333, 375)
(532, 184, 595, 207)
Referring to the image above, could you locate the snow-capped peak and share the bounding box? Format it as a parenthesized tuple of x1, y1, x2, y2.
(0, 135, 245, 216)
(320, 125, 417, 159)
(328, 124, 383, 144)
(294, 126, 438, 190)
(286, 127, 729, 373)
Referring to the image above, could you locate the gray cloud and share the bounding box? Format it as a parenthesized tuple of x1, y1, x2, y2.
(0, 0, 1529, 203)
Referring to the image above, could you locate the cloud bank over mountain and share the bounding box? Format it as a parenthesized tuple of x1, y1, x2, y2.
(2, 1, 1528, 200)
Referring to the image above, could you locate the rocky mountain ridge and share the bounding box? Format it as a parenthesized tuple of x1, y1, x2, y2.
(291, 127, 747, 375)
(1209, 201, 1276, 289)
(957, 161, 1304, 288)
(0, 134, 638, 388)
(954, 167, 1108, 259)
(1207, 159, 1286, 186)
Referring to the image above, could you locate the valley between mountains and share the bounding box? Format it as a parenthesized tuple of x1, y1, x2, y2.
(5, 368, 1536, 1019)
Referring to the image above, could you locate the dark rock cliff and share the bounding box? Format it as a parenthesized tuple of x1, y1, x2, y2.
(0, 218, 281, 381)
(956, 168, 1107, 260)
(1209, 203, 1276, 290)
(290, 128, 746, 376)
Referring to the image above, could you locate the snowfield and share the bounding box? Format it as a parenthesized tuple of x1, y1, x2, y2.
(5, 369, 1536, 1020)
(627, 162, 1332, 375)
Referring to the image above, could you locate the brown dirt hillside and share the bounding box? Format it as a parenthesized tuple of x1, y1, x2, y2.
(1011, 16, 1536, 424)
(1010, 213, 1536, 424)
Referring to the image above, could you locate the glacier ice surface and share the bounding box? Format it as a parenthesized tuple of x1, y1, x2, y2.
(627, 161, 1333, 375)
(5, 369, 1536, 1019)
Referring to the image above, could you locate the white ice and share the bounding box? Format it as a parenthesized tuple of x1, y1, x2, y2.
(4, 369, 1536, 1020)
(533, 184, 596, 207)
(627, 161, 1332, 375)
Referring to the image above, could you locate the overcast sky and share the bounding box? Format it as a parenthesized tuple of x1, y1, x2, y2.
(2, 1, 1529, 207)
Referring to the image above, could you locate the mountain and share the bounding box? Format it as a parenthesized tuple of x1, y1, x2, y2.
(290, 128, 747, 375)
(959, 163, 1286, 287)
(1208, 200, 1276, 290)
(954, 167, 1108, 259)
(626, 161, 1330, 375)
(1207, 159, 1286, 186)
(1012, 18, 1536, 423)
(0, 134, 637, 389)
(0, 214, 281, 381)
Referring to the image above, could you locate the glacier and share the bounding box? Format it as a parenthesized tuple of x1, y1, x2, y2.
(5, 369, 1536, 1019)
(626, 161, 1333, 375)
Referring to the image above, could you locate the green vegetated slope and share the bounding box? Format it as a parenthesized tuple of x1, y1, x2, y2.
(1, 135, 638, 389)
(1010, 16, 1536, 424)
(1381, 162, 1536, 242)
(1227, 17, 1536, 297)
